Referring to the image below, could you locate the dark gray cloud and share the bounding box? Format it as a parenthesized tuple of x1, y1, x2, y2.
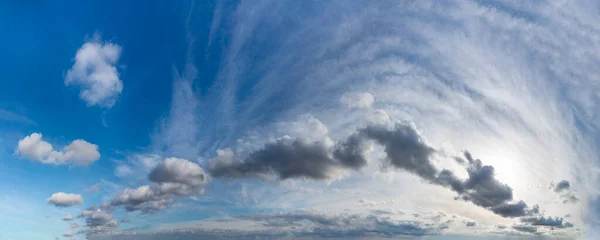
(489, 201, 529, 218)
(210, 137, 343, 180)
(520, 216, 574, 229)
(209, 123, 436, 181)
(360, 124, 437, 181)
(333, 133, 368, 170)
(466, 222, 476, 227)
(111, 157, 208, 214)
(554, 180, 570, 192)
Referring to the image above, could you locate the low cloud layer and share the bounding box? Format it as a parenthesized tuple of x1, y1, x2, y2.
(16, 133, 100, 166)
(65, 34, 123, 108)
(47, 192, 83, 207)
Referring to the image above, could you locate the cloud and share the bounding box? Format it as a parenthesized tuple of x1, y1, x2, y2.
(111, 157, 208, 213)
(70, 222, 80, 229)
(148, 157, 208, 190)
(47, 192, 83, 207)
(466, 222, 476, 227)
(512, 225, 537, 233)
(62, 214, 74, 221)
(78, 203, 119, 237)
(86, 183, 101, 192)
(554, 180, 570, 192)
(15, 133, 100, 166)
(210, 136, 343, 180)
(65, 33, 123, 108)
(90, 211, 445, 239)
(210, 122, 551, 221)
(62, 231, 74, 237)
(360, 123, 437, 180)
(340, 92, 374, 109)
(520, 216, 574, 229)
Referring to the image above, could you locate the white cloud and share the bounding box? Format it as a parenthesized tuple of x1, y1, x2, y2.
(62, 214, 74, 221)
(340, 92, 375, 109)
(62, 231, 74, 237)
(65, 34, 123, 108)
(47, 192, 83, 207)
(15, 133, 100, 166)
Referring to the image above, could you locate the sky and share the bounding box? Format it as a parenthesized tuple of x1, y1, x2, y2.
(0, 0, 598, 239)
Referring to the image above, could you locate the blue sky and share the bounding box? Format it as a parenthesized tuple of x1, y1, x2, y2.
(0, 0, 597, 240)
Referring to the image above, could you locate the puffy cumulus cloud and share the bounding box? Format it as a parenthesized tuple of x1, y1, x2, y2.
(47, 192, 83, 207)
(15, 133, 100, 166)
(149, 157, 208, 189)
(65, 34, 123, 108)
(110, 185, 174, 213)
(62, 214, 74, 221)
(111, 158, 208, 213)
(340, 92, 375, 109)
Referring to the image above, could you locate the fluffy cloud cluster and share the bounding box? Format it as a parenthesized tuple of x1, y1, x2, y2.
(65, 34, 123, 108)
(111, 157, 208, 213)
(47, 192, 83, 207)
(78, 203, 119, 237)
(16, 133, 100, 166)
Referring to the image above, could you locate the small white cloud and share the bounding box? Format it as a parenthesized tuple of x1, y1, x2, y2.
(62, 214, 74, 221)
(62, 231, 74, 237)
(341, 92, 374, 109)
(65, 34, 123, 108)
(15, 133, 100, 166)
(47, 192, 83, 207)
